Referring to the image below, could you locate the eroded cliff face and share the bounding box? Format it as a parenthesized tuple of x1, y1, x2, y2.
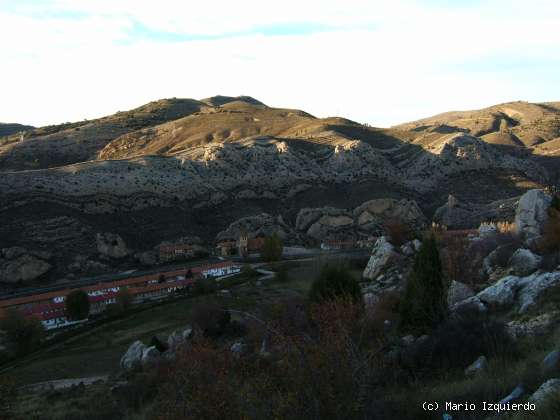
(1, 98, 557, 287)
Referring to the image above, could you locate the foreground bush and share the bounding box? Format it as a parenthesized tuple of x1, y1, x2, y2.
(308, 264, 362, 305)
(0, 309, 45, 356)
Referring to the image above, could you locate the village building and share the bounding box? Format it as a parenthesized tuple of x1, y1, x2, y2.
(159, 244, 195, 262)
(320, 239, 356, 251)
(0, 260, 240, 331)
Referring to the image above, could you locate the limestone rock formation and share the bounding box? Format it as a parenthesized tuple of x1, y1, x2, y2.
(0, 248, 52, 284)
(120, 340, 147, 371)
(515, 189, 552, 244)
(508, 248, 542, 276)
(363, 237, 398, 281)
(529, 379, 560, 403)
(96, 233, 130, 259)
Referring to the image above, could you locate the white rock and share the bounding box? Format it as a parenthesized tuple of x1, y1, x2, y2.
(508, 248, 541, 277)
(141, 346, 160, 365)
(465, 355, 488, 377)
(363, 236, 397, 280)
(517, 271, 560, 313)
(515, 189, 552, 244)
(96, 232, 129, 259)
(120, 341, 147, 371)
(529, 379, 560, 403)
(477, 275, 521, 309)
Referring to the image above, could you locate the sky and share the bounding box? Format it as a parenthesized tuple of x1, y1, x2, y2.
(1, 0, 559, 128)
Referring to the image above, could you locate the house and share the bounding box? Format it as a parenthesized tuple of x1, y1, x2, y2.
(216, 240, 236, 256)
(320, 239, 356, 251)
(159, 244, 195, 262)
(0, 260, 241, 330)
(237, 233, 266, 258)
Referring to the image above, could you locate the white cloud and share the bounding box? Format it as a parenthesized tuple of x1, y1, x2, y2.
(0, 0, 559, 127)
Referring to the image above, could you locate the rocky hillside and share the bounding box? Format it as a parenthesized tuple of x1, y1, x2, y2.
(0, 98, 559, 287)
(0, 123, 34, 138)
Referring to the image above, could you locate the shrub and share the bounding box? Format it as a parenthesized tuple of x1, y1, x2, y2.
(191, 303, 231, 338)
(399, 234, 447, 333)
(399, 306, 516, 377)
(0, 309, 45, 356)
(538, 206, 560, 253)
(308, 264, 362, 305)
(384, 218, 413, 246)
(65, 290, 90, 321)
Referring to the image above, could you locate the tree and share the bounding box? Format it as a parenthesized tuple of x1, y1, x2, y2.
(0, 309, 45, 356)
(308, 264, 362, 305)
(65, 290, 90, 321)
(116, 288, 133, 312)
(191, 303, 231, 338)
(399, 234, 448, 333)
(260, 233, 283, 262)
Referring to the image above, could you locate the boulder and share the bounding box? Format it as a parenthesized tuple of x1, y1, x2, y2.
(0, 254, 52, 284)
(508, 248, 541, 277)
(517, 271, 560, 313)
(96, 232, 129, 259)
(447, 281, 474, 307)
(217, 213, 291, 241)
(476, 275, 521, 309)
(506, 312, 558, 339)
(120, 341, 147, 371)
(542, 350, 560, 377)
(499, 384, 524, 404)
(464, 355, 488, 377)
(135, 251, 158, 266)
(450, 296, 487, 314)
(230, 342, 247, 355)
(296, 207, 352, 232)
(529, 379, 560, 403)
(141, 346, 160, 365)
(353, 198, 427, 230)
(363, 237, 398, 280)
(515, 189, 552, 244)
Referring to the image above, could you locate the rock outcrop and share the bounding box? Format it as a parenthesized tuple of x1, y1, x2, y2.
(363, 237, 398, 281)
(460, 271, 560, 314)
(515, 189, 552, 244)
(508, 248, 542, 276)
(120, 341, 147, 371)
(0, 247, 52, 284)
(529, 378, 560, 403)
(96, 233, 130, 259)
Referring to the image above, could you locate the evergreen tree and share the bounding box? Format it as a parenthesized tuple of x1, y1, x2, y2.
(65, 290, 90, 321)
(309, 264, 362, 305)
(399, 234, 447, 333)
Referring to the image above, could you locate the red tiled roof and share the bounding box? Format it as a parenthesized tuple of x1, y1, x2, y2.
(0, 261, 237, 310)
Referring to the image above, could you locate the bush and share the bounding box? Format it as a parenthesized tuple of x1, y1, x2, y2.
(399, 234, 447, 333)
(538, 206, 560, 253)
(399, 306, 516, 377)
(191, 303, 231, 338)
(0, 309, 45, 356)
(384, 218, 413, 246)
(65, 290, 90, 321)
(308, 264, 362, 305)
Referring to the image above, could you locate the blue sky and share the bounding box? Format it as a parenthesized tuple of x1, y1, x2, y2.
(1, 0, 559, 127)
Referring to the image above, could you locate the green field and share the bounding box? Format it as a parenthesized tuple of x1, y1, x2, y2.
(5, 259, 337, 385)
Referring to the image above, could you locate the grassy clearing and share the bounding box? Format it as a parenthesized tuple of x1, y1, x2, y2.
(7, 262, 325, 385)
